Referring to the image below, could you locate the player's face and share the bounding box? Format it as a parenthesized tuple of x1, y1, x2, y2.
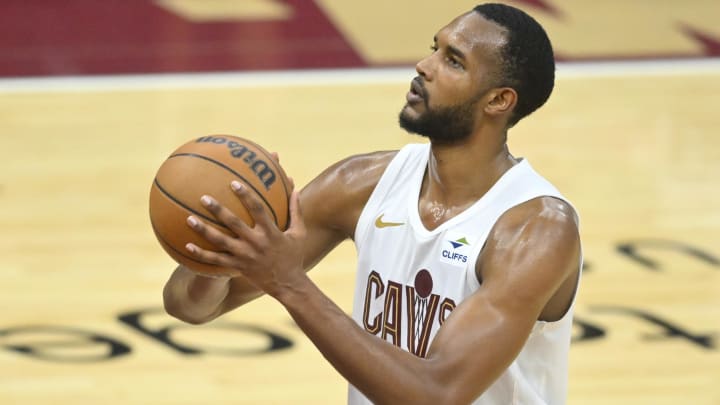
(399, 12, 507, 142)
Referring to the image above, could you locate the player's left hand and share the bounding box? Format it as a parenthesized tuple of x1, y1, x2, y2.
(184, 180, 307, 297)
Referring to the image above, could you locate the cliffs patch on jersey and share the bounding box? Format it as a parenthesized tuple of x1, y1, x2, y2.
(440, 233, 473, 267)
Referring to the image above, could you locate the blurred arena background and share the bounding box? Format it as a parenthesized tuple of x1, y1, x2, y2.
(0, 1, 718, 404)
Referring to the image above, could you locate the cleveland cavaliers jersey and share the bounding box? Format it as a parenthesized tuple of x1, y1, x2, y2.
(348, 143, 580, 404)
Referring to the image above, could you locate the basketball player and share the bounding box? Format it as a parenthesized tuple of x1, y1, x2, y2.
(164, 3, 582, 404)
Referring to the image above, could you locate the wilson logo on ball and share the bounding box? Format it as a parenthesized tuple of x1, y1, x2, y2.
(196, 136, 277, 190)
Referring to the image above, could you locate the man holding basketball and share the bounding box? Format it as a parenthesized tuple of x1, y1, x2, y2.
(164, 3, 582, 404)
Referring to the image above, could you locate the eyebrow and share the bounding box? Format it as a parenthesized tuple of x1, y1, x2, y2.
(433, 35, 467, 61)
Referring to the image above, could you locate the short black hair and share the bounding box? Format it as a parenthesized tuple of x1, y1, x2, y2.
(473, 3, 555, 127)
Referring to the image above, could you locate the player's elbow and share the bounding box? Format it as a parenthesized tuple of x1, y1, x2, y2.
(164, 301, 202, 325)
(163, 286, 215, 325)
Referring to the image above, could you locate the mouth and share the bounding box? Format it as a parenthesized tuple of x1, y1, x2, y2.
(406, 77, 425, 104)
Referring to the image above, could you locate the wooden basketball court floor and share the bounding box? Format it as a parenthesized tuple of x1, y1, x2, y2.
(1, 60, 719, 404)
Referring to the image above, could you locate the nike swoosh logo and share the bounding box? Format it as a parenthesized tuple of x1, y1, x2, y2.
(375, 214, 405, 228)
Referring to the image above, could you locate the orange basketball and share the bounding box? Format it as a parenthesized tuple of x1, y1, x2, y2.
(149, 135, 291, 275)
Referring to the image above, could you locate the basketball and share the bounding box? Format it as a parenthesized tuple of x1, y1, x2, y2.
(149, 135, 291, 275)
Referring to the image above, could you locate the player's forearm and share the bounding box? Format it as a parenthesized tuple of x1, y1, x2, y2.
(163, 266, 231, 324)
(273, 275, 447, 404)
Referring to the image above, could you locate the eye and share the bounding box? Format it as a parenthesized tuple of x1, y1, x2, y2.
(446, 56, 462, 69)
(430, 44, 464, 70)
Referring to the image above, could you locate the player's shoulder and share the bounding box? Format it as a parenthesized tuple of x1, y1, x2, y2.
(496, 196, 578, 245)
(333, 150, 398, 173)
(500, 196, 578, 232)
(307, 150, 398, 196)
(484, 196, 580, 263)
(479, 196, 580, 275)
(300, 150, 398, 232)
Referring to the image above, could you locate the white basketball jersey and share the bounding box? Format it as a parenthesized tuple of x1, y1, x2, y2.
(348, 143, 580, 405)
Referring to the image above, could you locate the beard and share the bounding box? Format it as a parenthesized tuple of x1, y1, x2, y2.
(398, 97, 480, 143)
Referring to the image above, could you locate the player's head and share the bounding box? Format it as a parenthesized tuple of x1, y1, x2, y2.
(399, 3, 555, 141)
(473, 3, 555, 127)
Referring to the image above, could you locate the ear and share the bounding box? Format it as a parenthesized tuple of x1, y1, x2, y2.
(484, 87, 517, 117)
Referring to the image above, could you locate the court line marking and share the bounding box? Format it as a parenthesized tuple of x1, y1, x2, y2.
(0, 58, 718, 93)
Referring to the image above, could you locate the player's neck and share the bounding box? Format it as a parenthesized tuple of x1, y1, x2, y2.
(424, 136, 517, 206)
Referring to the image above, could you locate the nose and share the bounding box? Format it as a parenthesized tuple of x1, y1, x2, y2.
(415, 54, 433, 81)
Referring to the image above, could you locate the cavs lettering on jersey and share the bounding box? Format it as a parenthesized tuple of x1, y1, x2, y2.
(349, 143, 581, 405)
